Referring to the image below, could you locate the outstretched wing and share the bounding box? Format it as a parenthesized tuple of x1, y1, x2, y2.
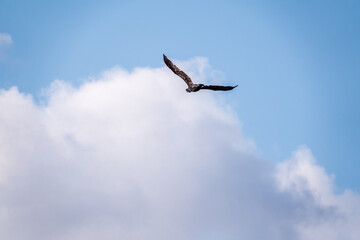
(163, 54, 193, 88)
(201, 85, 238, 91)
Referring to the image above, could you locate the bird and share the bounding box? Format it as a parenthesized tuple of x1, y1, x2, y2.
(163, 54, 238, 93)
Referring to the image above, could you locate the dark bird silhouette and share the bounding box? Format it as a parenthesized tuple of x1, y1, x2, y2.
(163, 54, 238, 93)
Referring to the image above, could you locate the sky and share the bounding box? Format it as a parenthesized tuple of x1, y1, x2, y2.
(0, 0, 360, 239)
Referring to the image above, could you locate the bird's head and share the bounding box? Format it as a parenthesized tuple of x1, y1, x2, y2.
(186, 88, 191, 93)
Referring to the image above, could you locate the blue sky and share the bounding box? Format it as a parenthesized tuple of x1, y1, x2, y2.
(1, 1, 360, 238)
(1, 0, 359, 193)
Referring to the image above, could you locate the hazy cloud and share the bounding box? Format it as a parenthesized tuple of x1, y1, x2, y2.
(0, 33, 12, 46)
(0, 59, 359, 239)
(0, 32, 12, 61)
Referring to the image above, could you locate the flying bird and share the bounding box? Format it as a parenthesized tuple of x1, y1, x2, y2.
(163, 54, 238, 93)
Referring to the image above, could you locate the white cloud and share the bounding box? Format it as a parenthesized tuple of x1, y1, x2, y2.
(276, 147, 360, 240)
(276, 146, 335, 205)
(0, 59, 359, 239)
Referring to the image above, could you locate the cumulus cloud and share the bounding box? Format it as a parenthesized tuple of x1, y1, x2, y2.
(276, 147, 360, 240)
(0, 59, 359, 240)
